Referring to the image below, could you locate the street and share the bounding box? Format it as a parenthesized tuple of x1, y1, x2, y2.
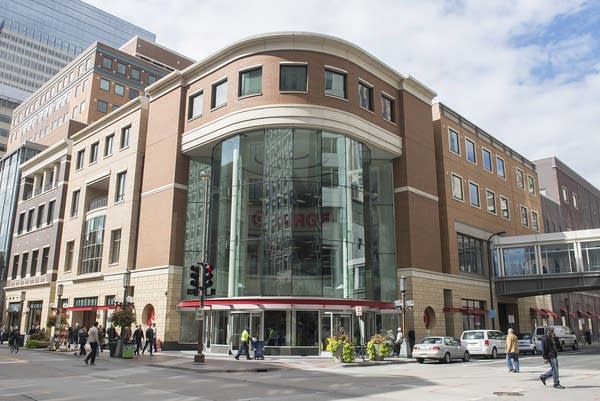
(0, 344, 599, 401)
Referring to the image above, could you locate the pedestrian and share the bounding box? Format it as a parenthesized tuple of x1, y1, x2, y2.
(392, 327, 403, 357)
(234, 327, 252, 360)
(505, 328, 519, 373)
(106, 325, 118, 357)
(539, 326, 565, 389)
(98, 324, 106, 352)
(142, 324, 154, 356)
(0, 324, 6, 344)
(78, 327, 88, 356)
(133, 325, 144, 356)
(84, 322, 99, 366)
(151, 323, 158, 352)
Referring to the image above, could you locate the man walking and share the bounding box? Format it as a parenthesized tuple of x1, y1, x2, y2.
(392, 327, 403, 357)
(539, 327, 565, 389)
(142, 324, 154, 356)
(234, 327, 252, 360)
(505, 328, 519, 373)
(84, 322, 100, 366)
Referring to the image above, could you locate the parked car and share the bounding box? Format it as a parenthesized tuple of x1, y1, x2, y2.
(460, 329, 506, 359)
(412, 336, 470, 364)
(517, 333, 537, 354)
(532, 325, 578, 352)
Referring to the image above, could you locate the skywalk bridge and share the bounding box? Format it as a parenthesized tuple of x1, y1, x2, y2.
(492, 229, 600, 297)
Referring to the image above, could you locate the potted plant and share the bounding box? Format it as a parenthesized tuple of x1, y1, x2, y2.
(326, 334, 355, 363)
(366, 334, 392, 361)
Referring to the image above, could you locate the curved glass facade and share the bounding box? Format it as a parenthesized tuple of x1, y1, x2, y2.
(205, 128, 397, 301)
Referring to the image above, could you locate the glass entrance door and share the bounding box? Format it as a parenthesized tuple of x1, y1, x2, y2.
(230, 312, 262, 350)
(321, 312, 354, 350)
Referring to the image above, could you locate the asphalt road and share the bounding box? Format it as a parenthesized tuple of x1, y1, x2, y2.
(0, 344, 599, 401)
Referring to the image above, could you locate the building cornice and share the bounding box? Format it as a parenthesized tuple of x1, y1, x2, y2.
(20, 138, 72, 175)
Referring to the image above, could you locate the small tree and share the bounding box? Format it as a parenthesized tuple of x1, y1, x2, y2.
(110, 304, 136, 332)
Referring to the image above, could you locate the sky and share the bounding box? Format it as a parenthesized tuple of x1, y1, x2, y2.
(85, 0, 600, 189)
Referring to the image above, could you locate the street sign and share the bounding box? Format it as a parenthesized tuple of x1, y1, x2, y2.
(405, 300, 414, 307)
(508, 314, 515, 324)
(195, 308, 204, 320)
(489, 309, 497, 318)
(355, 306, 363, 316)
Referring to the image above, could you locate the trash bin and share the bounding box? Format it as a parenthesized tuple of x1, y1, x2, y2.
(109, 339, 118, 357)
(122, 343, 135, 359)
(17, 334, 25, 347)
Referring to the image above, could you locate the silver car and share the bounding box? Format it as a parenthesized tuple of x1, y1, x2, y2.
(412, 336, 470, 364)
(517, 333, 537, 355)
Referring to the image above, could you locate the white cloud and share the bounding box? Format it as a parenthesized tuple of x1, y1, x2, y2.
(85, 0, 600, 188)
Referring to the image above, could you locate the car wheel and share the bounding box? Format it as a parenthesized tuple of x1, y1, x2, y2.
(417, 358, 424, 364)
(572, 341, 578, 351)
(463, 351, 470, 362)
(443, 352, 451, 364)
(491, 347, 497, 359)
(531, 347, 536, 355)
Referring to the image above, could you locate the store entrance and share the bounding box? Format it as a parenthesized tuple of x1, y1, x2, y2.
(230, 312, 262, 352)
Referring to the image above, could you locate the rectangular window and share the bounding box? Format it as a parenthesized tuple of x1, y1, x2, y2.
(21, 252, 28, 278)
(131, 68, 140, 80)
(27, 209, 34, 231)
(117, 62, 126, 75)
(80, 215, 105, 274)
(188, 91, 203, 119)
(80, 100, 86, 114)
(527, 175, 535, 194)
(120, 126, 130, 149)
(500, 196, 510, 219)
(17, 212, 25, 234)
(97, 100, 108, 113)
(129, 89, 139, 100)
(451, 173, 464, 201)
(239, 67, 262, 97)
(520, 205, 529, 227)
(358, 82, 373, 111)
(71, 190, 80, 217)
(90, 142, 99, 163)
(76, 149, 85, 169)
(109, 229, 122, 264)
(516, 168, 524, 189)
(115, 171, 127, 202)
(381, 94, 394, 121)
(482, 148, 492, 172)
(102, 57, 112, 69)
(211, 79, 228, 108)
(148, 75, 156, 84)
(572, 193, 578, 209)
(465, 138, 476, 163)
(105, 134, 114, 156)
(457, 233, 484, 274)
(280, 64, 308, 91)
(469, 182, 480, 207)
(30, 249, 38, 276)
(65, 241, 74, 272)
(36, 204, 45, 228)
(115, 84, 125, 97)
(44, 200, 55, 227)
(11, 255, 19, 280)
(40, 247, 49, 275)
(562, 186, 569, 203)
(100, 78, 110, 91)
(496, 156, 506, 178)
(449, 128, 460, 155)
(324, 68, 347, 98)
(486, 189, 496, 214)
(531, 211, 539, 231)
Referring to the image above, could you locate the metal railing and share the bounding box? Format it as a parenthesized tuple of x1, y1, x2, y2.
(88, 196, 108, 211)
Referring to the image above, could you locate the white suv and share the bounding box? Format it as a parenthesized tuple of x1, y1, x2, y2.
(532, 326, 578, 352)
(460, 329, 506, 359)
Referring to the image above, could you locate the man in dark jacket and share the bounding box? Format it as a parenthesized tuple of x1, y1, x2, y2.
(539, 327, 565, 389)
(142, 325, 154, 356)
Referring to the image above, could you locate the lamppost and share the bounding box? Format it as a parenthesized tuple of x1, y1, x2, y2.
(394, 276, 412, 357)
(53, 284, 63, 346)
(487, 231, 506, 330)
(194, 174, 210, 364)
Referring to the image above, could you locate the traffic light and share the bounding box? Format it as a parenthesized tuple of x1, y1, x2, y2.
(187, 263, 201, 296)
(202, 263, 215, 296)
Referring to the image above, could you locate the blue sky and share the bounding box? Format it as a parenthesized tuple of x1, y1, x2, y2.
(85, 0, 600, 189)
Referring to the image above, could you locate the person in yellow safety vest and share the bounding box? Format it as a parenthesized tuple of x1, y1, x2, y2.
(234, 327, 252, 360)
(268, 327, 277, 346)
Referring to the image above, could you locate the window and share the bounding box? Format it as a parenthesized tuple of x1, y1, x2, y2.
(102, 57, 112, 69)
(482, 148, 492, 172)
(239, 67, 262, 97)
(47, 200, 55, 225)
(100, 79, 110, 91)
(65, 241, 74, 272)
(129, 89, 139, 100)
(527, 175, 535, 194)
(131, 68, 140, 80)
(486, 189, 496, 214)
(71, 190, 80, 217)
(520, 205, 529, 227)
(381, 94, 394, 121)
(120, 126, 130, 149)
(280, 64, 308, 91)
(148, 75, 156, 84)
(562, 186, 569, 203)
(11, 255, 19, 280)
(27, 209, 34, 231)
(115, 84, 125, 97)
(90, 142, 99, 163)
(17, 212, 25, 234)
(496, 156, 506, 178)
(500, 196, 510, 219)
(449, 128, 460, 155)
(109, 229, 122, 264)
(30, 250, 38, 276)
(451, 173, 464, 201)
(76, 149, 85, 169)
(104, 134, 114, 156)
(80, 100, 86, 114)
(188, 91, 203, 119)
(324, 68, 347, 98)
(531, 211, 539, 231)
(115, 171, 127, 202)
(117, 62, 126, 75)
(211, 79, 228, 108)
(80, 215, 105, 274)
(516, 169, 524, 189)
(469, 182, 480, 207)
(97, 100, 108, 113)
(465, 138, 476, 163)
(572, 193, 578, 209)
(72, 105, 79, 118)
(457, 233, 484, 274)
(36, 205, 45, 228)
(21, 252, 28, 278)
(40, 247, 49, 275)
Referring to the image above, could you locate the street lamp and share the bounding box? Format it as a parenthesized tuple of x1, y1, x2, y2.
(393, 276, 412, 357)
(487, 231, 506, 330)
(54, 284, 63, 344)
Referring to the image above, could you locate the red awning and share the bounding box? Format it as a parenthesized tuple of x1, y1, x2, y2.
(540, 308, 558, 318)
(64, 305, 116, 312)
(560, 306, 577, 318)
(443, 306, 486, 315)
(530, 307, 548, 317)
(577, 310, 593, 318)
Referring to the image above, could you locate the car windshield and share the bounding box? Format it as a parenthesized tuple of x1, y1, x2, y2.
(463, 332, 484, 340)
(421, 337, 443, 344)
(518, 334, 531, 340)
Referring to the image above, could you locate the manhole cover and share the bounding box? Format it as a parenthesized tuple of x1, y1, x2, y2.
(493, 392, 523, 397)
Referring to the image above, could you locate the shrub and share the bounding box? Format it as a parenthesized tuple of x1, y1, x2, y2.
(25, 339, 50, 348)
(326, 334, 356, 363)
(367, 333, 392, 361)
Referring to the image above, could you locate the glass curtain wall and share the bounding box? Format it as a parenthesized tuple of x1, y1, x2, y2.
(207, 128, 396, 301)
